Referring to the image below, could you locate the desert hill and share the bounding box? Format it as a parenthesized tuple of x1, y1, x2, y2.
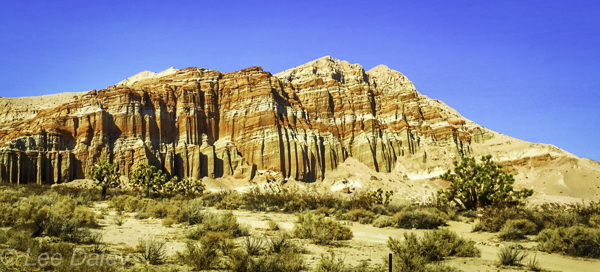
(0, 56, 598, 202)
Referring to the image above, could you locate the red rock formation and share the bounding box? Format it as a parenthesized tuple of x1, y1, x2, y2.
(0, 57, 599, 202)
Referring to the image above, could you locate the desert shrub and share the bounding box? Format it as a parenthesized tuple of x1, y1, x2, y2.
(590, 214, 600, 228)
(370, 204, 391, 215)
(421, 229, 480, 258)
(393, 210, 446, 229)
(499, 225, 526, 241)
(145, 200, 167, 218)
(72, 205, 98, 227)
(228, 247, 304, 272)
(0, 187, 23, 203)
(498, 219, 538, 241)
(0, 229, 7, 244)
(498, 245, 527, 266)
(315, 252, 347, 272)
(387, 233, 429, 272)
(137, 238, 166, 265)
(70, 228, 104, 244)
(314, 252, 379, 272)
(186, 198, 205, 224)
(162, 199, 189, 226)
(537, 226, 600, 258)
(179, 232, 234, 270)
(342, 208, 376, 224)
(373, 215, 395, 228)
(526, 254, 542, 271)
(187, 211, 249, 239)
(388, 230, 479, 271)
(0, 202, 15, 226)
(7, 230, 39, 251)
(242, 236, 265, 256)
(504, 219, 538, 234)
(113, 214, 125, 226)
(293, 212, 353, 245)
(532, 202, 600, 229)
(179, 241, 220, 270)
(111, 195, 141, 212)
(266, 232, 298, 254)
(473, 206, 541, 233)
(344, 191, 377, 211)
(214, 191, 244, 210)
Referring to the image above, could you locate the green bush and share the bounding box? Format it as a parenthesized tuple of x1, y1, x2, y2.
(373, 215, 395, 228)
(537, 226, 600, 258)
(393, 210, 446, 229)
(293, 212, 353, 245)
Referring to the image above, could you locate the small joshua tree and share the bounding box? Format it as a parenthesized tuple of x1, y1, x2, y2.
(164, 176, 205, 195)
(89, 161, 120, 199)
(129, 163, 168, 198)
(438, 155, 533, 210)
(370, 188, 394, 206)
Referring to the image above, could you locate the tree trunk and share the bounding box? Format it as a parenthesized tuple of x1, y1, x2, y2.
(101, 186, 107, 199)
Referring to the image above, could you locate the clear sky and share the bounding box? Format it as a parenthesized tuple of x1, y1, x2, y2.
(0, 1, 599, 161)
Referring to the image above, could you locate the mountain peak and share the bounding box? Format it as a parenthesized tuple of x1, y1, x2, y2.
(117, 67, 179, 86)
(275, 56, 368, 85)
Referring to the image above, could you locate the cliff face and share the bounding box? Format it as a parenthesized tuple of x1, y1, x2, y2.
(0, 56, 598, 201)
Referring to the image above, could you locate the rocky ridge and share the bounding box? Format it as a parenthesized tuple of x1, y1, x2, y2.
(0, 56, 598, 201)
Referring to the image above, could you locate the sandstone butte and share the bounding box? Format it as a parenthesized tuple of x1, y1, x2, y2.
(0, 56, 599, 202)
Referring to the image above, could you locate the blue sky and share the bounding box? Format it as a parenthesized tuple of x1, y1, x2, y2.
(0, 1, 599, 161)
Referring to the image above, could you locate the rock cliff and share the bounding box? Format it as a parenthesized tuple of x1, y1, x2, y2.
(0, 57, 599, 201)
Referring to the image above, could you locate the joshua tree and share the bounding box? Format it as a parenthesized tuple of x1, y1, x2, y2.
(129, 163, 168, 197)
(89, 161, 120, 199)
(438, 155, 533, 210)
